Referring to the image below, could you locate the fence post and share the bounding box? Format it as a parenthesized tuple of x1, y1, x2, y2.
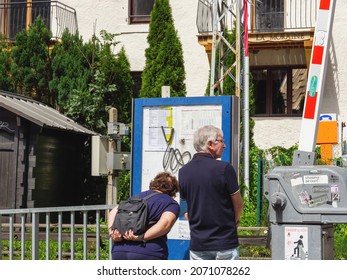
(256, 158, 263, 226)
(32, 213, 39, 260)
(0, 215, 2, 260)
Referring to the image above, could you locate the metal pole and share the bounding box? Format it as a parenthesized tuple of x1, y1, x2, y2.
(242, 0, 250, 197)
(209, 0, 218, 96)
(107, 108, 118, 205)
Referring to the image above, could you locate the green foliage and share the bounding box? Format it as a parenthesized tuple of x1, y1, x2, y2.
(220, 28, 236, 96)
(205, 27, 238, 97)
(50, 30, 94, 110)
(65, 70, 115, 133)
(240, 245, 271, 259)
(1, 237, 110, 260)
(146, 0, 174, 62)
(117, 170, 131, 202)
(60, 30, 133, 203)
(10, 17, 53, 105)
(241, 144, 298, 227)
(140, 0, 186, 98)
(334, 224, 347, 259)
(0, 35, 13, 91)
(240, 200, 257, 226)
(106, 47, 134, 126)
(64, 30, 133, 137)
(154, 23, 186, 97)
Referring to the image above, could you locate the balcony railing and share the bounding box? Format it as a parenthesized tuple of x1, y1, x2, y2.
(0, 1, 78, 41)
(253, 0, 318, 32)
(196, 0, 319, 34)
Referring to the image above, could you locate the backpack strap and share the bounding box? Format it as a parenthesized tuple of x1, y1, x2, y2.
(142, 192, 161, 226)
(142, 191, 161, 200)
(130, 191, 160, 200)
(129, 191, 160, 202)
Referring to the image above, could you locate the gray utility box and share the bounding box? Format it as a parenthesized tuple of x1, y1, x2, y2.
(264, 165, 347, 260)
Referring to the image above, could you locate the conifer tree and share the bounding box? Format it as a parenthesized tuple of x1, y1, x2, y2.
(154, 23, 186, 97)
(95, 30, 133, 125)
(0, 35, 13, 91)
(110, 47, 134, 124)
(140, 0, 186, 98)
(50, 30, 94, 111)
(10, 17, 52, 105)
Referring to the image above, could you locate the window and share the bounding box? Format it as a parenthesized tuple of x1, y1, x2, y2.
(252, 67, 307, 116)
(255, 0, 284, 31)
(129, 0, 155, 24)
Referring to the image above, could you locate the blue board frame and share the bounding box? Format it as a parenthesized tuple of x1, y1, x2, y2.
(132, 96, 238, 260)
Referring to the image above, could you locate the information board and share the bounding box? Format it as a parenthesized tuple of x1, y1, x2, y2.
(132, 96, 239, 259)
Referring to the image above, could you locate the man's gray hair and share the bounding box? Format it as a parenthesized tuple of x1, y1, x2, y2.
(193, 125, 223, 152)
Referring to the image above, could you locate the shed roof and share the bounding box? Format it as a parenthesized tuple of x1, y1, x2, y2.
(0, 91, 97, 135)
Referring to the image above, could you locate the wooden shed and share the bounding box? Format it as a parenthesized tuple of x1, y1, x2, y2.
(0, 91, 97, 209)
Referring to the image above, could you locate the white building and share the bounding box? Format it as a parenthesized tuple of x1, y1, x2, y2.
(1, 0, 346, 157)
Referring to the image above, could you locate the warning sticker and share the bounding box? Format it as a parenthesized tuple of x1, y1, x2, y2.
(303, 175, 328, 184)
(285, 227, 308, 260)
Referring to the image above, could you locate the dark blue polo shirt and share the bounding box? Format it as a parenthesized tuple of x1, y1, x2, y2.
(179, 153, 240, 251)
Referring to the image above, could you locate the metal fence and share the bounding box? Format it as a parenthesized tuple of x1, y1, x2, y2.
(0, 205, 272, 260)
(0, 205, 114, 260)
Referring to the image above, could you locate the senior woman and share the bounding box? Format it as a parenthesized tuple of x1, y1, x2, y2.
(108, 171, 180, 260)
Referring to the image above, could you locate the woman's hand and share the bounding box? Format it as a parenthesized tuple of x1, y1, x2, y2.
(123, 230, 145, 242)
(110, 229, 123, 242)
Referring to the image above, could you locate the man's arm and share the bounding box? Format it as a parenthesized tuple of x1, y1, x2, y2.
(231, 190, 243, 227)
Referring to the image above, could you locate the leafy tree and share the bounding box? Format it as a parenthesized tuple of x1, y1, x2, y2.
(60, 30, 134, 204)
(10, 17, 53, 105)
(96, 31, 133, 125)
(110, 47, 134, 125)
(50, 30, 94, 111)
(65, 70, 115, 133)
(140, 0, 186, 98)
(0, 35, 13, 91)
(64, 30, 133, 136)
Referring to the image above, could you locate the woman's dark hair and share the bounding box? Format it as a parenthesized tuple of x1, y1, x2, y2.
(149, 172, 179, 197)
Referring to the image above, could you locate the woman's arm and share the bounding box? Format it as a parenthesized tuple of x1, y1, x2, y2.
(123, 211, 177, 241)
(107, 206, 123, 242)
(107, 206, 118, 234)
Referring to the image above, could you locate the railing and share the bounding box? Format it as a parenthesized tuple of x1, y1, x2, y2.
(0, 1, 78, 41)
(0, 205, 113, 260)
(253, 0, 318, 32)
(196, 0, 213, 34)
(1, 205, 270, 260)
(196, 0, 319, 34)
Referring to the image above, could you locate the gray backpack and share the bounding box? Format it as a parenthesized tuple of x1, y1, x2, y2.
(112, 192, 160, 235)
